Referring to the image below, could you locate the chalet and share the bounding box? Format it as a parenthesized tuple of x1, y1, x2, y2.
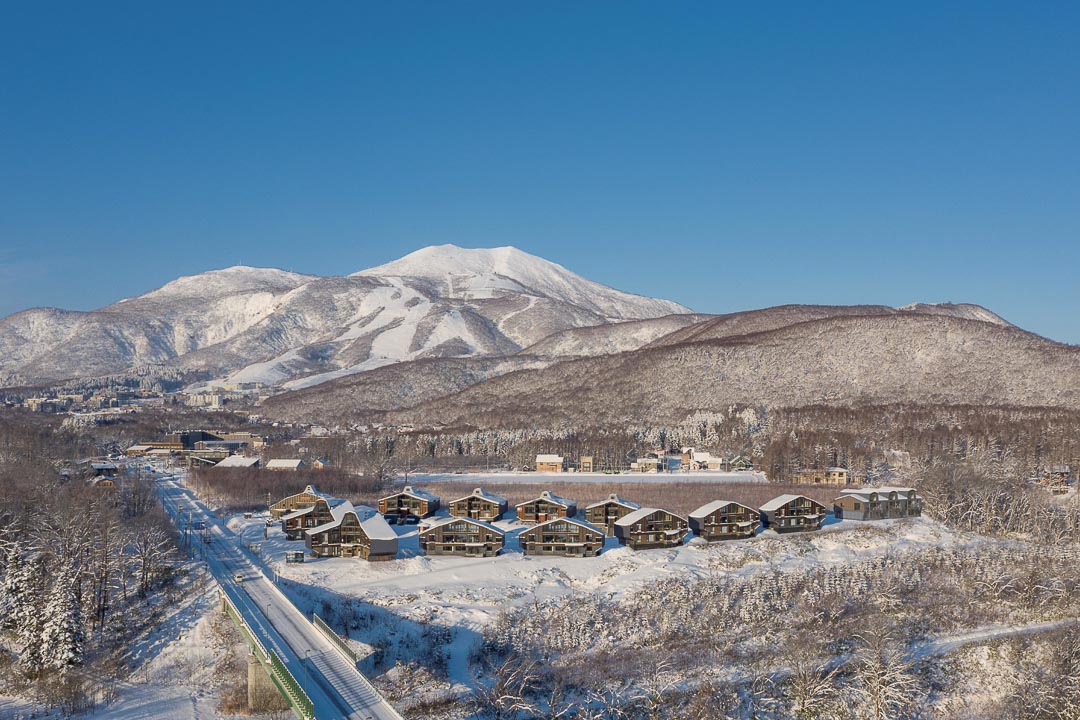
(688, 501, 759, 541)
(448, 488, 509, 521)
(515, 490, 576, 524)
(266, 458, 305, 471)
(419, 517, 504, 557)
(518, 517, 604, 557)
(125, 444, 152, 457)
(215, 455, 260, 469)
(535, 454, 566, 473)
(280, 493, 350, 540)
(833, 487, 923, 521)
(793, 467, 851, 486)
(377, 485, 440, 519)
(613, 508, 689, 550)
(579, 456, 594, 473)
(270, 484, 332, 519)
(305, 503, 398, 561)
(759, 495, 828, 533)
(585, 494, 641, 536)
(728, 456, 754, 471)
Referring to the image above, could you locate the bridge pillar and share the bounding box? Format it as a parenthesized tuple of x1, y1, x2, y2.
(247, 651, 280, 712)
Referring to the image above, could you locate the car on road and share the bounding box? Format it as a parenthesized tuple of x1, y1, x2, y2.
(233, 574, 244, 583)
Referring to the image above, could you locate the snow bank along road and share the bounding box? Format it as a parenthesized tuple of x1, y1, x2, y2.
(157, 473, 404, 720)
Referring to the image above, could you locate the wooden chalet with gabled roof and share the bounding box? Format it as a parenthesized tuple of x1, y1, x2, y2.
(515, 490, 576, 524)
(270, 484, 327, 519)
(279, 492, 351, 540)
(419, 517, 505, 557)
(833, 487, 923, 521)
(535, 454, 566, 473)
(517, 517, 604, 557)
(377, 485, 440, 519)
(448, 487, 509, 522)
(584, 493, 641, 536)
(688, 500, 759, 541)
(613, 508, 688, 550)
(759, 494, 827, 533)
(305, 503, 398, 561)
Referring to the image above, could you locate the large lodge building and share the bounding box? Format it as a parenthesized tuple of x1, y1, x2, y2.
(515, 490, 576, 524)
(448, 488, 509, 522)
(305, 503, 398, 561)
(585, 494, 641, 536)
(688, 501, 760, 541)
(518, 518, 604, 557)
(613, 508, 689, 550)
(378, 485, 441, 519)
(419, 517, 505, 557)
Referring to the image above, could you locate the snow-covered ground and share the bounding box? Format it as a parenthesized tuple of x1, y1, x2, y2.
(404, 469, 768, 485)
(229, 511, 969, 696)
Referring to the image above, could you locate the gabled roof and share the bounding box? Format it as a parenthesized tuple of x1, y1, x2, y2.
(689, 500, 756, 519)
(760, 494, 824, 512)
(836, 487, 919, 503)
(306, 502, 397, 542)
(517, 490, 575, 508)
(450, 487, 507, 505)
(380, 485, 439, 503)
(615, 507, 686, 527)
(419, 516, 504, 536)
(281, 494, 348, 520)
(536, 454, 564, 463)
(526, 517, 603, 535)
(215, 455, 260, 468)
(825, 466, 848, 473)
(585, 493, 640, 511)
(266, 458, 304, 469)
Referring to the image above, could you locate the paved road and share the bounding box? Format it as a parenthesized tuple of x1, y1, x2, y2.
(157, 472, 404, 720)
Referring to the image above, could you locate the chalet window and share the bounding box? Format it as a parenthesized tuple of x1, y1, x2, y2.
(854, 503, 861, 510)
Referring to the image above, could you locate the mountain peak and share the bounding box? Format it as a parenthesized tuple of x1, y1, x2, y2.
(138, 266, 317, 301)
(352, 244, 691, 320)
(896, 302, 1012, 327)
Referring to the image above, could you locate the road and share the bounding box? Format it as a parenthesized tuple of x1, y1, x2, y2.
(156, 471, 405, 720)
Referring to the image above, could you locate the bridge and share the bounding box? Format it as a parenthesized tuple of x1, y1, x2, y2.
(157, 472, 406, 720)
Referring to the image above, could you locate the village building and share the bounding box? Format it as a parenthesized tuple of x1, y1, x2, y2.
(418, 517, 505, 557)
(759, 495, 828, 533)
(630, 451, 681, 473)
(1041, 465, 1073, 486)
(688, 501, 760, 541)
(584, 494, 641, 536)
(613, 508, 689, 550)
(727, 456, 754, 471)
(377, 485, 441, 519)
(515, 490, 577, 524)
(266, 458, 305, 471)
(214, 455, 260, 469)
(535, 454, 566, 473)
(793, 467, 851, 486)
(833, 487, 923, 521)
(680, 448, 724, 471)
(448, 487, 508, 521)
(579, 456, 595, 473)
(305, 503, 398, 561)
(518, 517, 605, 557)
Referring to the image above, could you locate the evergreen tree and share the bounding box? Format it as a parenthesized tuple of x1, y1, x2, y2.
(40, 569, 84, 674)
(13, 556, 46, 678)
(0, 540, 24, 629)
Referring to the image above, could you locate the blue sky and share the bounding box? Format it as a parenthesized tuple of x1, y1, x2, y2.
(2, 2, 1078, 341)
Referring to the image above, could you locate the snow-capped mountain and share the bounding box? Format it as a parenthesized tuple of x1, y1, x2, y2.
(0, 246, 691, 388)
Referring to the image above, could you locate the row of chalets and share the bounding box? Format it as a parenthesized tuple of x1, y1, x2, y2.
(267, 484, 924, 562)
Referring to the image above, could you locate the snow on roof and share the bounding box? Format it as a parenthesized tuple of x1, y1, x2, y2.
(825, 467, 848, 473)
(147, 449, 173, 456)
(280, 506, 315, 521)
(518, 490, 575, 508)
(615, 507, 686, 526)
(382, 485, 440, 502)
(420, 516, 504, 536)
(266, 458, 304, 469)
(529, 516, 603, 534)
(689, 500, 753, 519)
(358, 507, 398, 541)
(451, 487, 507, 505)
(759, 494, 815, 512)
(585, 493, 640, 511)
(536, 454, 564, 463)
(127, 444, 151, 452)
(215, 455, 260, 468)
(305, 499, 357, 535)
(92, 462, 118, 470)
(837, 487, 919, 502)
